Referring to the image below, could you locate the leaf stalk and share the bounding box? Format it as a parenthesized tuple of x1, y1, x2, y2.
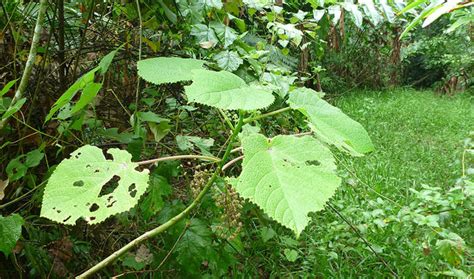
(243, 106, 291, 124)
(77, 112, 245, 278)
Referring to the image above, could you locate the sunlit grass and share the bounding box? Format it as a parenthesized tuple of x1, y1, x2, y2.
(253, 89, 473, 277)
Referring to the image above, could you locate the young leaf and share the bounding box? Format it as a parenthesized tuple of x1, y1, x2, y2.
(379, 0, 395, 23)
(213, 50, 243, 72)
(6, 149, 44, 181)
(313, 9, 325, 21)
(328, 5, 342, 25)
(360, 0, 382, 25)
(400, 0, 444, 39)
(184, 70, 274, 110)
(422, 0, 462, 28)
(343, 3, 363, 28)
(288, 88, 374, 156)
(137, 57, 206, 85)
(175, 219, 213, 272)
(0, 214, 24, 256)
(45, 70, 96, 121)
(176, 135, 214, 155)
(235, 134, 341, 237)
(70, 82, 102, 114)
(204, 0, 223, 9)
(0, 79, 19, 97)
(41, 145, 149, 225)
(140, 173, 172, 221)
(210, 21, 238, 48)
(191, 24, 219, 47)
(1, 97, 26, 121)
(45, 48, 119, 122)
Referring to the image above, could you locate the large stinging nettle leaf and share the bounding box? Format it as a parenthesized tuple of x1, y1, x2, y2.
(235, 134, 341, 237)
(288, 88, 374, 156)
(184, 69, 275, 111)
(41, 145, 149, 225)
(137, 57, 206, 85)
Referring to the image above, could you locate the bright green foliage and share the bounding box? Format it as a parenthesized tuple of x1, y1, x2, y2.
(45, 48, 119, 121)
(6, 149, 44, 181)
(0, 214, 24, 256)
(213, 50, 243, 72)
(0, 79, 22, 121)
(399, 0, 472, 38)
(185, 70, 274, 110)
(137, 57, 275, 110)
(0, 79, 18, 97)
(139, 173, 172, 221)
(41, 145, 149, 225)
(235, 134, 341, 236)
(1, 98, 26, 121)
(175, 219, 213, 271)
(284, 248, 299, 262)
(191, 24, 219, 46)
(137, 57, 205, 85)
(210, 22, 238, 48)
(288, 88, 374, 156)
(45, 70, 95, 121)
(176, 135, 214, 155)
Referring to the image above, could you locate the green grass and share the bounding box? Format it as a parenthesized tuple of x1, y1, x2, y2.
(337, 89, 472, 198)
(243, 89, 473, 277)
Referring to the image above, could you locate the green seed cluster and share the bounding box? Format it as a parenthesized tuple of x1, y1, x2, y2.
(190, 165, 211, 198)
(214, 183, 243, 241)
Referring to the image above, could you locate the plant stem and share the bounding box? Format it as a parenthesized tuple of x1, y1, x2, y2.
(0, 181, 45, 210)
(71, 0, 95, 80)
(218, 109, 234, 130)
(57, 0, 66, 92)
(77, 112, 245, 278)
(327, 203, 398, 278)
(0, 0, 48, 129)
(136, 154, 220, 165)
(222, 155, 244, 171)
(243, 106, 291, 124)
(134, 0, 143, 111)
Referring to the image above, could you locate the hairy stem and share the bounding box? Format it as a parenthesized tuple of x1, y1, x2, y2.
(243, 106, 291, 124)
(222, 155, 244, 171)
(136, 154, 220, 165)
(0, 0, 48, 129)
(77, 112, 245, 278)
(218, 109, 234, 130)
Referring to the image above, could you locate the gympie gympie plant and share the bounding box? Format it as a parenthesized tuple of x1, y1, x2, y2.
(40, 57, 374, 277)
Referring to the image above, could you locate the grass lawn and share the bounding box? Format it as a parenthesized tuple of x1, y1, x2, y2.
(244, 89, 473, 277)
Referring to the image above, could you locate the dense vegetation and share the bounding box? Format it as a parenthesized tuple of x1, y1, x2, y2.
(0, 0, 472, 277)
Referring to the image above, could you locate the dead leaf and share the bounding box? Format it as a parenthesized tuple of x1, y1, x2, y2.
(48, 237, 74, 277)
(0, 179, 9, 201)
(135, 244, 153, 264)
(199, 41, 215, 49)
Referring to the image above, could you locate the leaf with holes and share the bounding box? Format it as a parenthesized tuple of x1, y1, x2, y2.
(235, 134, 341, 237)
(137, 57, 206, 85)
(40, 145, 149, 225)
(185, 70, 274, 110)
(288, 88, 374, 156)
